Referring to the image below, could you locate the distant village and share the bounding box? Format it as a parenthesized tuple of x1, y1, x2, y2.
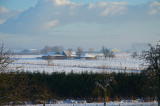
(15, 46, 124, 60)
(15, 44, 147, 60)
(41, 51, 103, 60)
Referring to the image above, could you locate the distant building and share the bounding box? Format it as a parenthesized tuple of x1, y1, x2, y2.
(80, 53, 95, 60)
(20, 49, 39, 54)
(111, 48, 120, 52)
(82, 51, 104, 59)
(63, 51, 77, 59)
(42, 51, 106, 60)
(42, 51, 77, 60)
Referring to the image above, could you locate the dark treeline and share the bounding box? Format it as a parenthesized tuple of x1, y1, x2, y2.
(0, 71, 158, 104)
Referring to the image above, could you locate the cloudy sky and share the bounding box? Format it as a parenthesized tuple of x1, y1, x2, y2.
(0, 0, 160, 50)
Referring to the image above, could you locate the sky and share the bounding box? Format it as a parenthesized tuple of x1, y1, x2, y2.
(0, 0, 160, 51)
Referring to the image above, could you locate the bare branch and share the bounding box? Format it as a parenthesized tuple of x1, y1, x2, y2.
(0, 42, 19, 71)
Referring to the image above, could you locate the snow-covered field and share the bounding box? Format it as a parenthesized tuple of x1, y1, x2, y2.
(26, 101, 158, 106)
(19, 99, 158, 106)
(9, 53, 144, 73)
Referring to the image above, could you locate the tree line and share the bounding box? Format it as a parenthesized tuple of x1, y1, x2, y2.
(0, 71, 159, 105)
(41, 46, 115, 57)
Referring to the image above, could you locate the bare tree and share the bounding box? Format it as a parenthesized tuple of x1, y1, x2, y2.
(51, 46, 63, 52)
(95, 77, 114, 106)
(101, 46, 109, 59)
(131, 52, 138, 58)
(141, 42, 160, 70)
(101, 46, 115, 59)
(77, 47, 83, 59)
(65, 48, 73, 59)
(46, 55, 53, 66)
(0, 43, 18, 71)
(108, 51, 115, 59)
(140, 41, 160, 105)
(88, 48, 94, 53)
(41, 46, 51, 54)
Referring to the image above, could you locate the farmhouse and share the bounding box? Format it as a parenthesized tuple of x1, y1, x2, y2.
(42, 51, 77, 60)
(63, 51, 77, 59)
(80, 53, 95, 60)
(111, 48, 120, 52)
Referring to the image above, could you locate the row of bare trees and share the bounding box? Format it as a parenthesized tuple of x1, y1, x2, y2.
(41, 45, 116, 59)
(41, 46, 94, 53)
(41, 46, 64, 54)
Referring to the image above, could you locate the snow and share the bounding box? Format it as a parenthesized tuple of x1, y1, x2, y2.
(43, 52, 57, 56)
(81, 54, 95, 58)
(20, 99, 158, 106)
(8, 53, 144, 73)
(25, 101, 158, 106)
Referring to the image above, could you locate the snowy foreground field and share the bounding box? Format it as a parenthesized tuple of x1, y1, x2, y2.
(26, 102, 158, 106)
(9, 53, 144, 73)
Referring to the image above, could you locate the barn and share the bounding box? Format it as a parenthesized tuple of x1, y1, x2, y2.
(42, 51, 66, 60)
(80, 53, 95, 60)
(42, 51, 77, 60)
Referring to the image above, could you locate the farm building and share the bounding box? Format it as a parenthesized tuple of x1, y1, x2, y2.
(111, 48, 120, 52)
(42, 51, 77, 60)
(63, 51, 77, 59)
(80, 53, 95, 60)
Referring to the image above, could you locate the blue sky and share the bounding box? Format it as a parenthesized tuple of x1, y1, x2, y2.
(0, 0, 38, 10)
(0, 0, 158, 10)
(0, 0, 160, 50)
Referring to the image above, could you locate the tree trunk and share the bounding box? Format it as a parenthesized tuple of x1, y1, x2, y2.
(104, 90, 106, 106)
(158, 68, 160, 106)
(43, 100, 46, 106)
(159, 85, 160, 106)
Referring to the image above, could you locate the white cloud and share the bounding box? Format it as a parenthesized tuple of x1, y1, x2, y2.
(43, 20, 59, 30)
(149, 1, 160, 15)
(0, 0, 159, 35)
(89, 2, 127, 9)
(0, 0, 159, 49)
(149, 9, 157, 15)
(0, 6, 21, 25)
(88, 2, 127, 16)
(54, 0, 71, 5)
(101, 4, 127, 16)
(150, 1, 160, 7)
(54, 12, 60, 15)
(44, 0, 83, 7)
(0, 6, 10, 13)
(0, 19, 5, 24)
